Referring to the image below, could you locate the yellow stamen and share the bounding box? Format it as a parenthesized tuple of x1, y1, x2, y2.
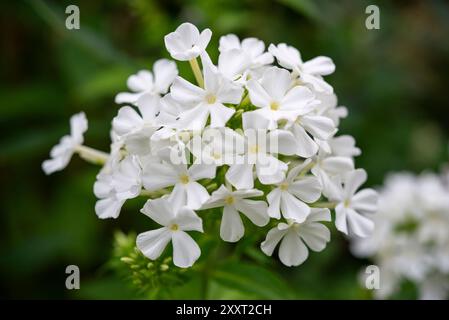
(179, 174, 190, 184)
(270, 101, 280, 111)
(170, 224, 179, 231)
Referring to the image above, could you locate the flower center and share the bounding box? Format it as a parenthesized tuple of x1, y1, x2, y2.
(344, 199, 351, 208)
(270, 101, 280, 111)
(224, 196, 235, 205)
(179, 174, 190, 184)
(170, 223, 179, 231)
(212, 151, 221, 159)
(206, 94, 217, 104)
(280, 182, 289, 191)
(249, 144, 259, 154)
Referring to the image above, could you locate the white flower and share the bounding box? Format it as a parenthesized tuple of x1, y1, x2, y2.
(327, 135, 361, 158)
(269, 43, 335, 93)
(219, 34, 273, 68)
(333, 169, 378, 237)
(267, 160, 322, 222)
(225, 113, 298, 189)
(170, 64, 243, 130)
(42, 112, 88, 175)
(188, 127, 245, 166)
(137, 196, 203, 268)
(164, 22, 212, 61)
(115, 59, 178, 105)
(246, 66, 316, 129)
(284, 109, 337, 158)
(142, 162, 215, 209)
(201, 185, 269, 242)
(261, 208, 331, 266)
(311, 151, 354, 198)
(94, 155, 142, 219)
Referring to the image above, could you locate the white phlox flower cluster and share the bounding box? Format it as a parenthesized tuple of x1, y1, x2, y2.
(43, 22, 378, 268)
(351, 170, 449, 299)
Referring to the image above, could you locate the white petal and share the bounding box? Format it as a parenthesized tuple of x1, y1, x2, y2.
(70, 112, 88, 143)
(235, 199, 269, 226)
(153, 59, 178, 94)
(174, 207, 203, 232)
(170, 76, 204, 105)
(268, 43, 302, 71)
(112, 106, 144, 137)
(321, 156, 354, 175)
(185, 181, 210, 210)
(141, 197, 175, 226)
(242, 111, 271, 130)
(220, 205, 245, 242)
(261, 225, 288, 256)
(209, 103, 235, 128)
(197, 28, 212, 51)
(292, 124, 318, 158)
(95, 197, 125, 219)
(115, 92, 142, 104)
(142, 162, 178, 191)
(177, 104, 210, 130)
(335, 203, 348, 234)
(219, 34, 240, 52)
(346, 208, 374, 238)
(280, 86, 315, 112)
(267, 188, 282, 219)
(300, 73, 333, 93)
(352, 188, 378, 214)
(301, 115, 336, 140)
(201, 185, 228, 209)
(246, 79, 271, 109)
(344, 169, 367, 198)
(256, 155, 287, 185)
(289, 176, 322, 203)
(136, 227, 171, 260)
(226, 164, 254, 189)
(280, 192, 310, 223)
(279, 230, 309, 266)
(269, 129, 297, 156)
(302, 56, 335, 76)
(189, 164, 216, 181)
(172, 231, 201, 268)
(259, 67, 291, 101)
(299, 222, 330, 252)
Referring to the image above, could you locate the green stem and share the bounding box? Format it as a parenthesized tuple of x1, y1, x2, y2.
(310, 201, 337, 209)
(189, 58, 204, 88)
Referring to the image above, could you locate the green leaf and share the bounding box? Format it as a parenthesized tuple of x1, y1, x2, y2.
(211, 261, 296, 299)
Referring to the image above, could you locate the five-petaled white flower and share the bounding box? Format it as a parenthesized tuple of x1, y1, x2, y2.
(202, 185, 269, 242)
(170, 64, 243, 130)
(142, 161, 215, 210)
(333, 169, 378, 237)
(261, 208, 331, 266)
(137, 196, 203, 268)
(42, 112, 88, 175)
(164, 22, 212, 61)
(269, 43, 335, 93)
(246, 66, 316, 129)
(267, 160, 322, 223)
(115, 59, 178, 105)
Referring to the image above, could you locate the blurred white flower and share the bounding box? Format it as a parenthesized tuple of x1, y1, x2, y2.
(42, 112, 88, 175)
(351, 170, 449, 299)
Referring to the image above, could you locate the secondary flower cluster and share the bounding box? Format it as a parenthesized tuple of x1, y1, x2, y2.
(351, 169, 449, 299)
(43, 22, 378, 268)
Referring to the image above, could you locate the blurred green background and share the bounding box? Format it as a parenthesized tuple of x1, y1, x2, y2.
(1, 0, 448, 299)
